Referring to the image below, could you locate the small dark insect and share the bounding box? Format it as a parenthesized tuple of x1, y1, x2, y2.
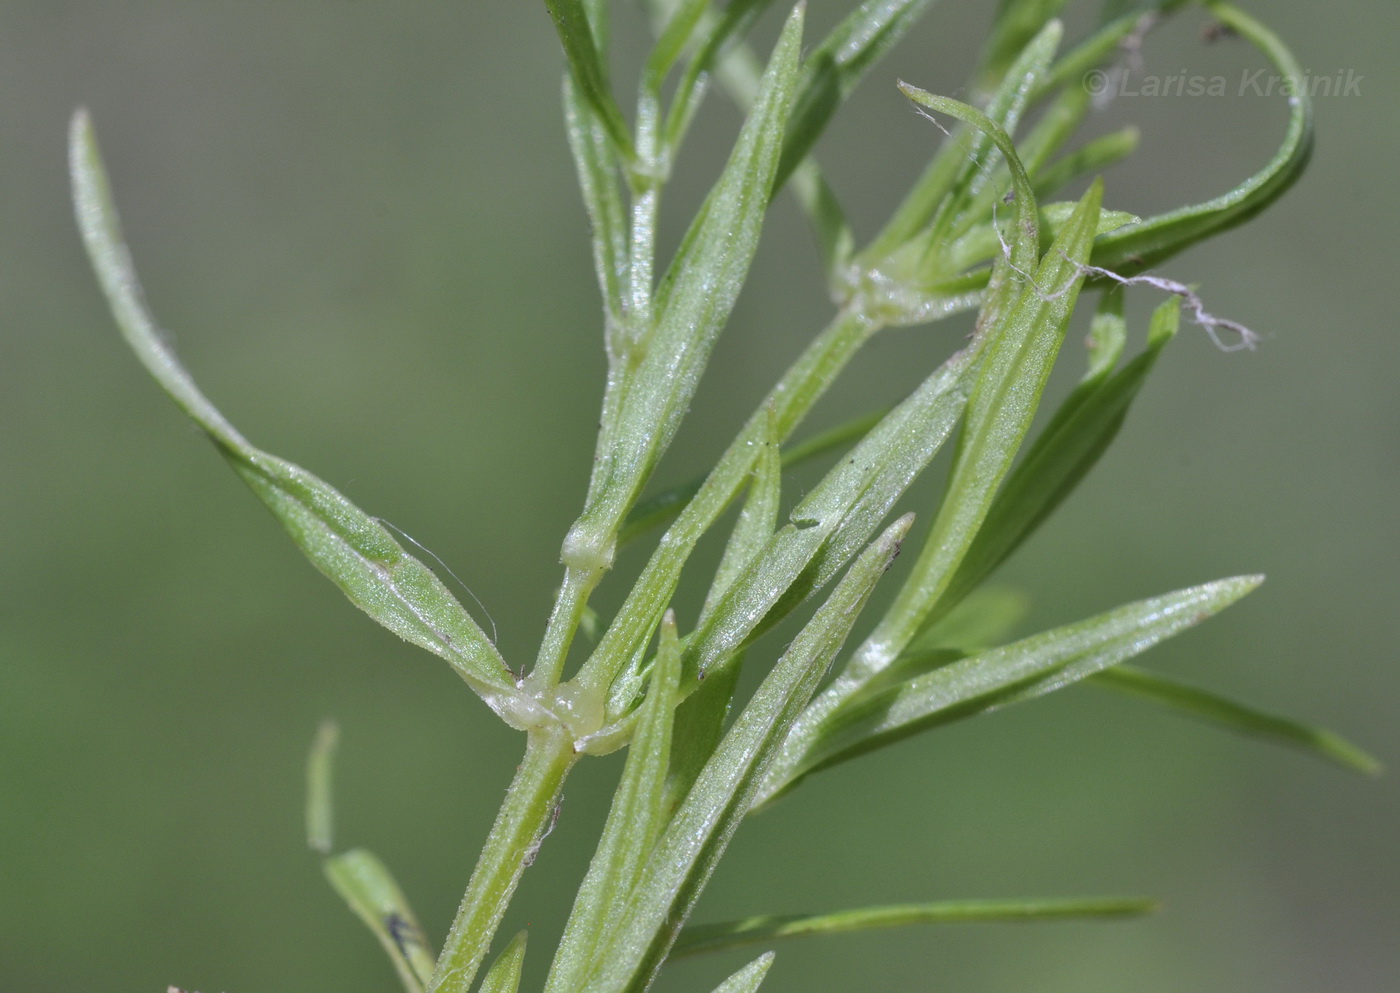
(385, 912, 425, 958)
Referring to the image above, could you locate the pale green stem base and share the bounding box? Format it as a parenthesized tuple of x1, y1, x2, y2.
(428, 730, 578, 993)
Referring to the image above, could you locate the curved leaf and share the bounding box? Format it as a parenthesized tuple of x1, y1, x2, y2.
(325, 850, 437, 993)
(702, 411, 783, 621)
(1089, 2, 1313, 274)
(69, 110, 517, 709)
(816, 178, 1100, 722)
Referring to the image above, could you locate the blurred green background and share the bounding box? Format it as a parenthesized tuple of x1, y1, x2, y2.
(3, 2, 1396, 991)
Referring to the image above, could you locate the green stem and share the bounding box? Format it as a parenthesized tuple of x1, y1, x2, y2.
(546, 81, 667, 692)
(427, 730, 578, 993)
(527, 565, 598, 691)
(624, 92, 663, 349)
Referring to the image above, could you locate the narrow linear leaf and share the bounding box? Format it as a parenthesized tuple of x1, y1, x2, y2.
(659, 0, 777, 151)
(907, 586, 1030, 656)
(659, 0, 860, 282)
(659, 0, 936, 204)
(644, 0, 710, 85)
(798, 164, 857, 285)
(681, 344, 971, 685)
(564, 76, 628, 338)
(1033, 0, 1189, 102)
(897, 85, 1044, 276)
(976, 0, 1071, 91)
(1091, 666, 1382, 775)
(545, 616, 682, 993)
(834, 179, 1099, 701)
(306, 719, 339, 855)
(1032, 128, 1139, 200)
(951, 19, 1061, 216)
(760, 575, 1260, 804)
(675, 896, 1157, 957)
(777, 0, 939, 187)
(591, 273, 967, 724)
(573, 7, 803, 547)
(702, 410, 783, 621)
(856, 59, 1057, 329)
(579, 518, 912, 993)
(1083, 284, 1128, 385)
(582, 0, 610, 49)
(544, 0, 634, 158)
(1090, 2, 1312, 275)
(771, 179, 1099, 793)
(325, 849, 437, 993)
(681, 94, 1051, 645)
(479, 932, 529, 993)
(1018, 83, 1090, 176)
(782, 410, 889, 466)
(934, 296, 1178, 616)
(69, 112, 517, 709)
(663, 656, 743, 815)
(944, 27, 1096, 240)
(866, 18, 1059, 263)
(583, 312, 939, 736)
(620, 409, 884, 548)
(579, 310, 881, 729)
(708, 953, 776, 993)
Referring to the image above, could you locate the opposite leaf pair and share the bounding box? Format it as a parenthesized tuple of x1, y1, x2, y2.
(74, 2, 1376, 993)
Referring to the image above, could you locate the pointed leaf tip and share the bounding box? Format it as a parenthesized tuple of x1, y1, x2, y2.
(69, 113, 517, 709)
(710, 952, 776, 993)
(764, 575, 1262, 800)
(479, 930, 528, 993)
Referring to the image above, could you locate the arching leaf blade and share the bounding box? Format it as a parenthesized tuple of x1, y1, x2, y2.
(69, 110, 517, 707)
(324, 849, 437, 993)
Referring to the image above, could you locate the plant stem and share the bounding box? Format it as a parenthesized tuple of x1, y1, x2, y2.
(427, 729, 578, 993)
(528, 566, 598, 692)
